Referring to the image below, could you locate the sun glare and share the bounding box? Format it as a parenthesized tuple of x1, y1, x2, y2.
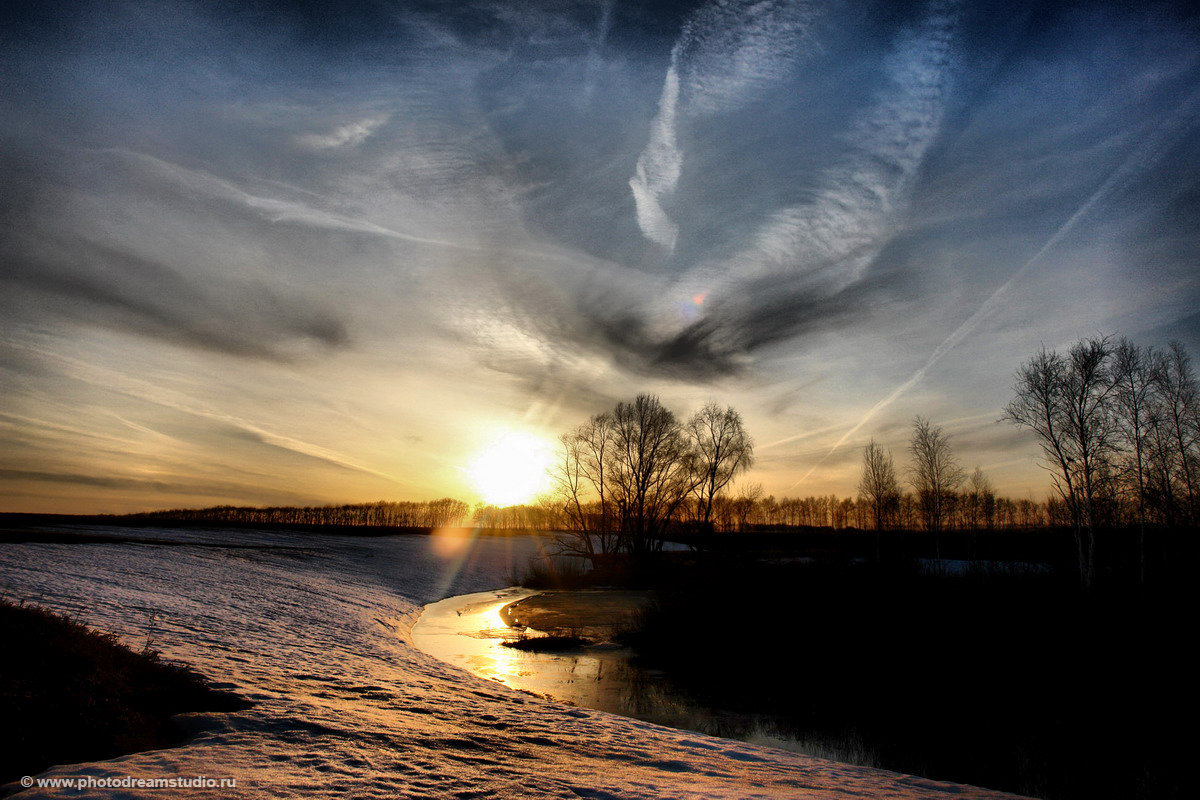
(468, 431, 555, 506)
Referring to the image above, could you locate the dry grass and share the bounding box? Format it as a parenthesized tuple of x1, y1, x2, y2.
(0, 597, 249, 784)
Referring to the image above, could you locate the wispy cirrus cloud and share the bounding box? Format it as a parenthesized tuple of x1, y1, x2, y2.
(813, 74, 1200, 472)
(629, 66, 683, 251)
(0, 467, 313, 501)
(630, 0, 820, 253)
(615, 0, 962, 373)
(87, 148, 475, 249)
(744, 0, 960, 292)
(4, 236, 349, 362)
(1, 342, 402, 483)
(295, 114, 391, 150)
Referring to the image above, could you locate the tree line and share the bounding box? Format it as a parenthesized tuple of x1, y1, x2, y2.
(539, 336, 1198, 574)
(1004, 335, 1198, 585)
(478, 485, 1058, 532)
(133, 498, 472, 528)
(540, 394, 1052, 554)
(128, 333, 1197, 584)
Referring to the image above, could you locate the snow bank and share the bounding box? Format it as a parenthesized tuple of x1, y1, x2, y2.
(0, 528, 1027, 798)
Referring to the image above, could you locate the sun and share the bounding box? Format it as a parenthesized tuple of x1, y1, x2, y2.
(467, 431, 555, 506)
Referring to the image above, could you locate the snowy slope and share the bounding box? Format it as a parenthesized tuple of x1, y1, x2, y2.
(0, 528, 1028, 799)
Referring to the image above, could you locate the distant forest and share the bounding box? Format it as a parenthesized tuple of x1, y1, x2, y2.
(474, 491, 1056, 533)
(130, 490, 1058, 533)
(132, 498, 472, 529)
(126, 335, 1198, 575)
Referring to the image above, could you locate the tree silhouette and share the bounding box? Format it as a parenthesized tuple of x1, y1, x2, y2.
(963, 466, 995, 532)
(858, 439, 900, 533)
(1153, 342, 1200, 523)
(686, 402, 754, 531)
(551, 394, 754, 558)
(553, 412, 620, 561)
(608, 394, 699, 555)
(1005, 337, 1117, 586)
(1111, 338, 1154, 580)
(907, 417, 964, 561)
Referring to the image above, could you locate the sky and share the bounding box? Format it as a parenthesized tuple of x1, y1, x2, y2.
(2, 0, 1199, 514)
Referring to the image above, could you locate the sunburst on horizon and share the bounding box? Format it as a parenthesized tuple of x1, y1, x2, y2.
(466, 431, 556, 507)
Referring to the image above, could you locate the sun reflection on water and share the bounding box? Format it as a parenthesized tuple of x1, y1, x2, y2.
(412, 589, 640, 707)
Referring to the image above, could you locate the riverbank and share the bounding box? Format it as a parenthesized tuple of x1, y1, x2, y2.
(617, 558, 1189, 800)
(498, 590, 652, 641)
(2, 527, 1025, 799)
(487, 550, 1189, 800)
(422, 587, 889, 767)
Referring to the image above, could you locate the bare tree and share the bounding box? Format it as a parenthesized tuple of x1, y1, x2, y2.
(1111, 338, 1155, 579)
(552, 412, 620, 562)
(551, 395, 762, 555)
(1153, 342, 1200, 523)
(1063, 337, 1120, 584)
(1005, 346, 1077, 511)
(1005, 338, 1117, 586)
(554, 429, 591, 557)
(858, 439, 900, 532)
(907, 417, 965, 544)
(729, 482, 763, 532)
(608, 394, 700, 555)
(964, 466, 996, 532)
(1145, 392, 1182, 525)
(686, 402, 754, 530)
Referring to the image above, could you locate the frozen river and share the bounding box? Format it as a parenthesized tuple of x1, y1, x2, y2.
(0, 526, 1026, 798)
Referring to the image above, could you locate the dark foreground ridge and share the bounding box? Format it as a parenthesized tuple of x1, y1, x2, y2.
(0, 599, 250, 787)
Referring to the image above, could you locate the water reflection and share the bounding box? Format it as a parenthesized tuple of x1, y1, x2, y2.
(411, 587, 876, 765)
(413, 587, 663, 715)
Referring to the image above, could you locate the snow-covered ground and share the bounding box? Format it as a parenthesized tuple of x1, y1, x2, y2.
(1, 527, 1027, 799)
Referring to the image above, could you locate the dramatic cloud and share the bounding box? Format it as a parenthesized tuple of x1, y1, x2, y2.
(630, 0, 961, 372)
(1, 0, 1198, 511)
(630, 0, 820, 252)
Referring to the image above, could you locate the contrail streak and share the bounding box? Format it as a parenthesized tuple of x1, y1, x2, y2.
(788, 82, 1200, 491)
(91, 148, 480, 252)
